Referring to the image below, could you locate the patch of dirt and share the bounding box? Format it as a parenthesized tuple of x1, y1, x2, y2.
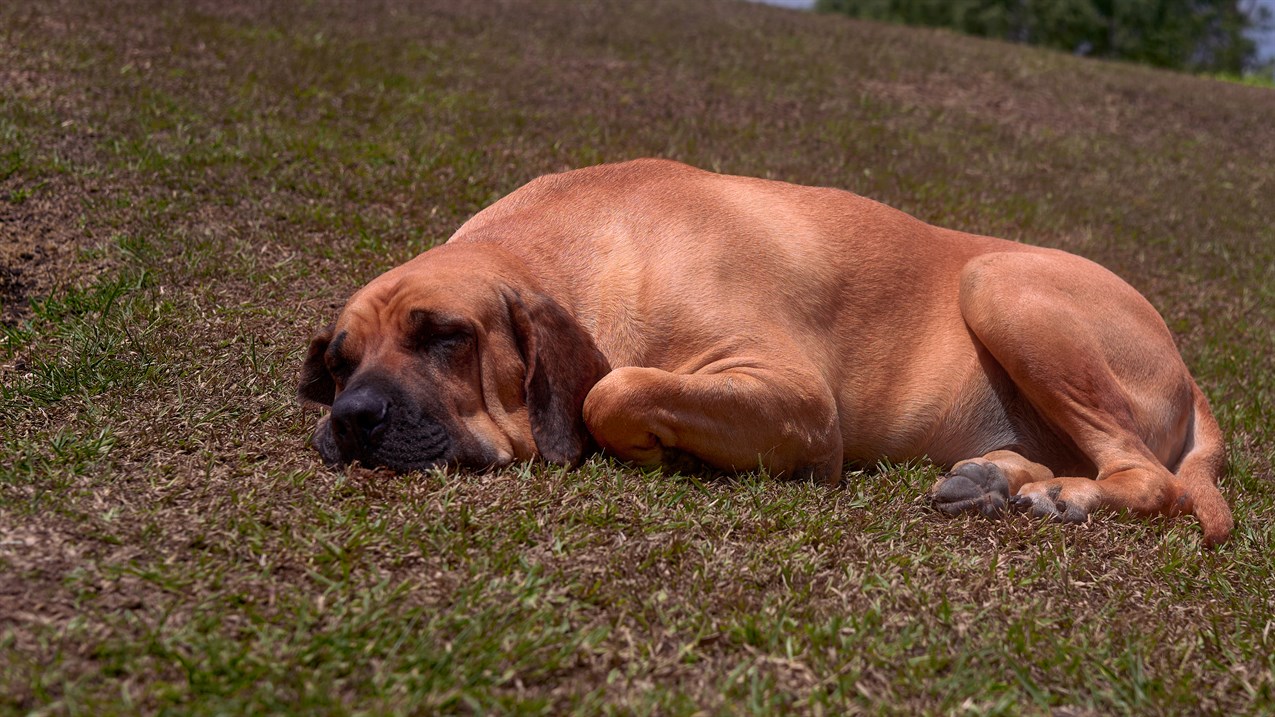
(1, 9, 118, 326)
(0, 514, 92, 629)
(0, 178, 115, 325)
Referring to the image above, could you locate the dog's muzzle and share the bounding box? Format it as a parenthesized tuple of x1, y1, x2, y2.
(313, 382, 452, 472)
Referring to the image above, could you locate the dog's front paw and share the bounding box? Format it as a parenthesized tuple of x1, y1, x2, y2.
(931, 462, 1010, 518)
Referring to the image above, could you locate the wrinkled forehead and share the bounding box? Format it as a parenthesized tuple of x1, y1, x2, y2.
(333, 256, 503, 346)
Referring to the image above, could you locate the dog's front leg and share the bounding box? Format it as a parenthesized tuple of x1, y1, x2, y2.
(582, 358, 843, 484)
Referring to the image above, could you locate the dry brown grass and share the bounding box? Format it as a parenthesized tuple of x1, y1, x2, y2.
(1, 0, 1273, 714)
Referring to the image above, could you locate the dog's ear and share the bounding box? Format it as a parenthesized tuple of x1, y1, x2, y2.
(298, 324, 337, 406)
(507, 289, 610, 466)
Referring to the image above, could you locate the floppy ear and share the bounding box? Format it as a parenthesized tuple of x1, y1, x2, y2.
(507, 289, 611, 466)
(297, 324, 336, 406)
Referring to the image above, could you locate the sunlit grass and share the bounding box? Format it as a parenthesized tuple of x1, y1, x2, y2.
(1, 0, 1272, 714)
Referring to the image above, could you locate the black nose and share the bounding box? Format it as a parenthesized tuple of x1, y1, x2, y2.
(330, 386, 389, 460)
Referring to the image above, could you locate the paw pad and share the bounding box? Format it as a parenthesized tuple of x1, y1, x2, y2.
(932, 462, 1010, 518)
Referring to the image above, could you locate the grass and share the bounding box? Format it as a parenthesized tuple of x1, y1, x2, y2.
(1210, 71, 1275, 89)
(1, 0, 1273, 714)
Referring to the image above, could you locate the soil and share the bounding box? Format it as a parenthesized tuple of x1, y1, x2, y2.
(0, 178, 113, 325)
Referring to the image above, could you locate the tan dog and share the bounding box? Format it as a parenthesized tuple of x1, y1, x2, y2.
(299, 159, 1232, 546)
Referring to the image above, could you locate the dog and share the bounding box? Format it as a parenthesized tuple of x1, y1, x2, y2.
(298, 159, 1232, 546)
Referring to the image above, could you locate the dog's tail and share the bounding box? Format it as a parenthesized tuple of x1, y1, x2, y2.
(1172, 382, 1233, 548)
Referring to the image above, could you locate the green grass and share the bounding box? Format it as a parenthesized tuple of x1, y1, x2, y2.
(1210, 71, 1275, 89)
(1, 0, 1273, 714)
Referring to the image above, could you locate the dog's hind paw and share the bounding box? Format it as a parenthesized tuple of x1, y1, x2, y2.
(1009, 482, 1089, 524)
(931, 462, 1010, 518)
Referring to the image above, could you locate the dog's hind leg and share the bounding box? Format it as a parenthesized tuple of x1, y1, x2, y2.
(929, 250, 1232, 546)
(582, 356, 844, 484)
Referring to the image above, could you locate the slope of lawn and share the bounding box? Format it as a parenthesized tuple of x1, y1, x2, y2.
(1, 0, 1273, 713)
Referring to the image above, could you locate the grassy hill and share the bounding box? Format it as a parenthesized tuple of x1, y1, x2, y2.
(2, 0, 1273, 713)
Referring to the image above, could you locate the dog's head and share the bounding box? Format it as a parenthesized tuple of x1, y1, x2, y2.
(298, 243, 610, 473)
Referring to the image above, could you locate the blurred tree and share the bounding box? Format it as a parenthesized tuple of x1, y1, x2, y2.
(816, 0, 1259, 73)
